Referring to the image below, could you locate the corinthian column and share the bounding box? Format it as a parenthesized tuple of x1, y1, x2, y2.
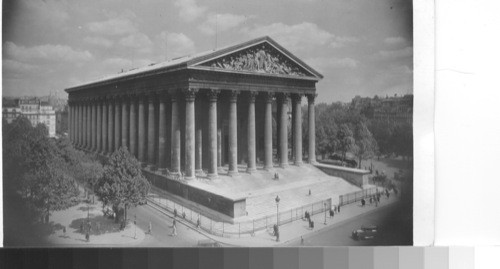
(207, 89, 219, 178)
(158, 92, 168, 172)
(170, 93, 181, 174)
(138, 95, 147, 163)
(247, 91, 258, 173)
(184, 88, 197, 179)
(264, 93, 274, 170)
(114, 96, 121, 151)
(108, 98, 115, 154)
(228, 90, 239, 176)
(121, 96, 129, 150)
(102, 98, 108, 154)
(96, 98, 102, 153)
(129, 95, 138, 158)
(91, 100, 97, 151)
(279, 93, 289, 168)
(292, 94, 303, 166)
(147, 94, 156, 168)
(307, 94, 317, 164)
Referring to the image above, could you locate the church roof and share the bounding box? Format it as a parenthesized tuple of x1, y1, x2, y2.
(66, 36, 323, 92)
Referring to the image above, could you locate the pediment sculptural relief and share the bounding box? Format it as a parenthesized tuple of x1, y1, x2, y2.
(201, 44, 308, 77)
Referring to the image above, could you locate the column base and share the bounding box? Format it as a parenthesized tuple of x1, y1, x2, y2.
(195, 169, 206, 177)
(207, 173, 218, 179)
(184, 175, 195, 180)
(309, 160, 318, 165)
(246, 167, 256, 173)
(280, 163, 289, 168)
(264, 164, 274, 171)
(228, 170, 239, 177)
(294, 161, 303, 166)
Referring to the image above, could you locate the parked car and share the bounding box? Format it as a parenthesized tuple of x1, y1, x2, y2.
(352, 225, 378, 240)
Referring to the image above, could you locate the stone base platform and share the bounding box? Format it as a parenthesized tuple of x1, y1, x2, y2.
(142, 163, 361, 222)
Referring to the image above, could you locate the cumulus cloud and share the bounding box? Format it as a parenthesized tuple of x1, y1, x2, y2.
(330, 36, 360, 49)
(23, 0, 70, 26)
(384, 36, 406, 46)
(3, 42, 93, 63)
(199, 13, 248, 35)
(306, 56, 358, 72)
(242, 22, 334, 52)
(376, 46, 413, 59)
(155, 32, 196, 59)
(3, 59, 39, 77)
(174, 0, 207, 22)
(86, 11, 138, 36)
(84, 36, 114, 48)
(119, 33, 153, 54)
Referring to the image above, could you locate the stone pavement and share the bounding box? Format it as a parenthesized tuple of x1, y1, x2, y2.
(148, 190, 400, 247)
(44, 191, 145, 246)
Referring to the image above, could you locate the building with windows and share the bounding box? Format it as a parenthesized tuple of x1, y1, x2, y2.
(2, 97, 57, 137)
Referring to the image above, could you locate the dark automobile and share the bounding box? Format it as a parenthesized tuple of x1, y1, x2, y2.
(352, 225, 378, 240)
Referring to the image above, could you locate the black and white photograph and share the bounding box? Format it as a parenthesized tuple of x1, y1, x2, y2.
(2, 0, 413, 247)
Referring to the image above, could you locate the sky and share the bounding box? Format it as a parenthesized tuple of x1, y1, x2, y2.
(2, 0, 412, 103)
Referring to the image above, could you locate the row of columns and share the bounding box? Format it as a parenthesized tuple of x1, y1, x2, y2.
(68, 90, 316, 179)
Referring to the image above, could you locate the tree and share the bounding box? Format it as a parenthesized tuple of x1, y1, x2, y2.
(95, 147, 150, 223)
(353, 122, 378, 168)
(336, 124, 355, 165)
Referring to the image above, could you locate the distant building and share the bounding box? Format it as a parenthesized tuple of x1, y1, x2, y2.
(2, 97, 57, 137)
(56, 105, 69, 135)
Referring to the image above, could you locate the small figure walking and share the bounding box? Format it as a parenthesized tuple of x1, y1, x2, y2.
(85, 232, 90, 242)
(308, 189, 311, 196)
(171, 219, 177, 236)
(148, 221, 152, 235)
(337, 205, 341, 213)
(361, 199, 366, 207)
(196, 218, 201, 229)
(63, 226, 66, 236)
(174, 208, 178, 218)
(301, 236, 304, 245)
(182, 212, 186, 219)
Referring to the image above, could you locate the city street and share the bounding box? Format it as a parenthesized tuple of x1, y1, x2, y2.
(128, 203, 210, 247)
(283, 201, 412, 246)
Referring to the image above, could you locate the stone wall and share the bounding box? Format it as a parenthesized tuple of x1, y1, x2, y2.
(143, 170, 247, 218)
(314, 163, 370, 188)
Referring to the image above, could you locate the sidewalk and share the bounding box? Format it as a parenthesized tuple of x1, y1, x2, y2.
(148, 191, 400, 247)
(44, 191, 145, 246)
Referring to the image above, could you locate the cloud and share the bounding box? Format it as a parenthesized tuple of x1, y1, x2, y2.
(119, 33, 153, 54)
(155, 32, 196, 59)
(306, 57, 358, 72)
(3, 42, 93, 63)
(23, 0, 70, 26)
(3, 59, 40, 77)
(174, 0, 207, 22)
(84, 36, 114, 48)
(376, 46, 413, 59)
(384, 36, 406, 46)
(330, 36, 360, 49)
(199, 13, 248, 35)
(242, 22, 334, 52)
(85, 11, 138, 36)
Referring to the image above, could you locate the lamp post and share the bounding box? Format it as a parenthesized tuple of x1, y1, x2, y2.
(275, 195, 280, 226)
(324, 202, 327, 225)
(134, 214, 137, 239)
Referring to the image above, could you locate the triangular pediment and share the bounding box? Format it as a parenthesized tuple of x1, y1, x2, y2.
(189, 37, 322, 80)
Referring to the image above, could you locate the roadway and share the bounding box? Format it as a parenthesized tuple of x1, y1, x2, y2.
(283, 201, 413, 246)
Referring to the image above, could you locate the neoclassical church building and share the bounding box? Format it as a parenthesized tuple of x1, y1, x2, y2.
(66, 37, 365, 219)
(66, 36, 321, 178)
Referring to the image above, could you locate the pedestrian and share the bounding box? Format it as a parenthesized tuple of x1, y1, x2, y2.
(182, 212, 186, 219)
(369, 197, 373, 204)
(63, 226, 66, 236)
(148, 221, 152, 235)
(196, 218, 201, 229)
(300, 236, 304, 245)
(308, 189, 311, 196)
(361, 199, 365, 207)
(171, 221, 177, 236)
(85, 232, 90, 242)
(276, 229, 280, 242)
(337, 205, 341, 213)
(174, 208, 177, 218)
(385, 189, 390, 198)
(329, 209, 334, 218)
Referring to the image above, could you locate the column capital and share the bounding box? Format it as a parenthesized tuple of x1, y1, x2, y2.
(229, 90, 239, 102)
(264, 92, 275, 103)
(291, 93, 303, 102)
(248, 91, 258, 102)
(307, 93, 318, 104)
(183, 88, 198, 101)
(207, 89, 220, 101)
(278, 92, 290, 102)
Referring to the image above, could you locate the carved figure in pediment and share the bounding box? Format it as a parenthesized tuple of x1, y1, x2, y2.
(204, 43, 307, 76)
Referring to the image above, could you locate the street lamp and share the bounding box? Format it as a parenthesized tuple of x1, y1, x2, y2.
(134, 214, 137, 239)
(275, 195, 280, 226)
(324, 202, 327, 225)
